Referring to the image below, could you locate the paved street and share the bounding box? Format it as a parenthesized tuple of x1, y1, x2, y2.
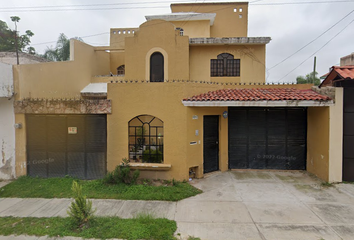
(1, 171, 354, 240)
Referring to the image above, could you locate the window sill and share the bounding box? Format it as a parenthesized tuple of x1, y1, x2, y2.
(129, 163, 171, 171)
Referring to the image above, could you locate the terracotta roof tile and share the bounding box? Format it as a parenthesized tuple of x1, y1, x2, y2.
(183, 88, 331, 102)
(333, 66, 354, 79)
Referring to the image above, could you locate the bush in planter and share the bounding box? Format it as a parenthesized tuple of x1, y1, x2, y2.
(142, 149, 163, 163)
(103, 158, 140, 185)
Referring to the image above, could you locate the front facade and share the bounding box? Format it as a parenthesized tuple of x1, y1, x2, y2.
(12, 2, 344, 182)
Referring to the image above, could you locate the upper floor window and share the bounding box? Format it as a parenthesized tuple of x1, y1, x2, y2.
(210, 53, 240, 77)
(150, 52, 164, 82)
(176, 27, 184, 36)
(129, 115, 163, 163)
(117, 65, 125, 76)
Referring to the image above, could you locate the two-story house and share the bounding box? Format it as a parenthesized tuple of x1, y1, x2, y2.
(12, 2, 342, 182)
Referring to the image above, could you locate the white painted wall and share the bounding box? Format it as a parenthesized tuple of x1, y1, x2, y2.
(0, 97, 16, 179)
(0, 62, 13, 98)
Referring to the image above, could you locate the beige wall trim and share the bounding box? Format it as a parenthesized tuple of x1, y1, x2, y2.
(189, 37, 271, 45)
(328, 87, 343, 182)
(14, 99, 111, 114)
(145, 47, 169, 81)
(182, 100, 334, 107)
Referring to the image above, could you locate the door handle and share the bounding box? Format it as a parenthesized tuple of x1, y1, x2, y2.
(216, 141, 219, 144)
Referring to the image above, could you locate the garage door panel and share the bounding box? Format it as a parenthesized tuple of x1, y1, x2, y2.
(287, 145, 306, 170)
(67, 152, 85, 179)
(48, 152, 66, 177)
(67, 117, 85, 152)
(229, 145, 247, 169)
(248, 145, 266, 169)
(344, 88, 354, 112)
(228, 107, 306, 170)
(343, 136, 354, 158)
(87, 152, 106, 179)
(27, 116, 47, 148)
(343, 159, 354, 182)
(344, 113, 354, 135)
(27, 151, 47, 178)
(27, 115, 107, 179)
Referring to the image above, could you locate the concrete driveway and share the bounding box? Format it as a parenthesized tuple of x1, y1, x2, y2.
(176, 170, 354, 240)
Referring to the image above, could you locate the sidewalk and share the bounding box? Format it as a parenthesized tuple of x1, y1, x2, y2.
(1, 171, 354, 240)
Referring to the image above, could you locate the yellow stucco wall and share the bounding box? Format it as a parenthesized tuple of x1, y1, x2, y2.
(14, 40, 110, 100)
(171, 2, 248, 37)
(307, 107, 330, 181)
(190, 45, 266, 82)
(107, 82, 316, 180)
(15, 114, 26, 177)
(110, 28, 138, 49)
(171, 20, 210, 38)
(110, 51, 125, 75)
(125, 20, 189, 81)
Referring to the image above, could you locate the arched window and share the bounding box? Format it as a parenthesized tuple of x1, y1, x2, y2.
(129, 115, 163, 163)
(210, 53, 240, 77)
(117, 65, 125, 76)
(150, 52, 164, 82)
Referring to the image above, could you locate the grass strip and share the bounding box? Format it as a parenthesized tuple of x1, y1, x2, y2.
(0, 176, 202, 201)
(0, 216, 177, 240)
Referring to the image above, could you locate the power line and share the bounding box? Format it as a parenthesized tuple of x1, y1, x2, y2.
(1, 0, 353, 12)
(269, 9, 354, 70)
(252, 0, 354, 5)
(277, 17, 354, 81)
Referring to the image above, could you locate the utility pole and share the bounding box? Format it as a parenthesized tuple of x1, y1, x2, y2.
(14, 28, 19, 65)
(313, 56, 317, 84)
(10, 16, 20, 65)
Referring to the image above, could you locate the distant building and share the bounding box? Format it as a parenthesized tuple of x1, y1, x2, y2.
(340, 53, 354, 66)
(0, 52, 48, 65)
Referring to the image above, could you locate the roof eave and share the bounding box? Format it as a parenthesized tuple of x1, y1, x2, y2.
(182, 100, 333, 107)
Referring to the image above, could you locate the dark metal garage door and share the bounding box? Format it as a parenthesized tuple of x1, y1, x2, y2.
(228, 107, 307, 170)
(343, 88, 354, 181)
(26, 115, 107, 179)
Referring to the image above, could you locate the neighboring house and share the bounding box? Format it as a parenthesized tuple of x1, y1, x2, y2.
(340, 52, 354, 66)
(12, 2, 343, 182)
(0, 52, 48, 180)
(319, 63, 354, 181)
(0, 52, 49, 65)
(0, 62, 15, 179)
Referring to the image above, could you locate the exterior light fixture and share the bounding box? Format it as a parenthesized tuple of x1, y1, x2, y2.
(223, 111, 228, 118)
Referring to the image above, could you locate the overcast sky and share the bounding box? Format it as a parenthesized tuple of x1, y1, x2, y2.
(1, 0, 353, 83)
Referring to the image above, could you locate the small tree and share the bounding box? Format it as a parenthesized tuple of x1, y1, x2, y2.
(296, 71, 320, 86)
(67, 181, 95, 228)
(43, 33, 83, 61)
(0, 17, 35, 54)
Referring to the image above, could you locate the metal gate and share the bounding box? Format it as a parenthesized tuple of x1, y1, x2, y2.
(26, 115, 107, 179)
(343, 88, 354, 181)
(203, 116, 219, 173)
(228, 107, 307, 170)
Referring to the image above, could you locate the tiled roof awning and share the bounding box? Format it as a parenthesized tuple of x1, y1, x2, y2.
(182, 88, 333, 107)
(81, 83, 107, 98)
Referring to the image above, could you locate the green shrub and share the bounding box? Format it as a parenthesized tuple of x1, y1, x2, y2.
(103, 158, 140, 185)
(67, 181, 95, 228)
(142, 149, 163, 163)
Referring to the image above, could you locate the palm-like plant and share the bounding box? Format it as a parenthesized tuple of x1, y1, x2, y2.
(43, 33, 83, 61)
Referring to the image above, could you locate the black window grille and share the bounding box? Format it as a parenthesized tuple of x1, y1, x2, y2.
(210, 53, 240, 77)
(129, 115, 163, 163)
(117, 65, 125, 76)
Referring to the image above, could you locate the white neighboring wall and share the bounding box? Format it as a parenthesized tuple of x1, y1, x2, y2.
(0, 62, 15, 179)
